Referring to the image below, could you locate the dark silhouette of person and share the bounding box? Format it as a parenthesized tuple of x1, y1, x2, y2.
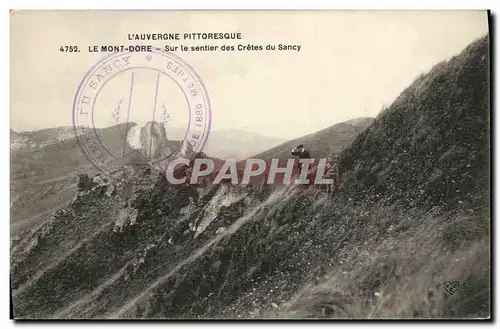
(291, 144, 311, 172)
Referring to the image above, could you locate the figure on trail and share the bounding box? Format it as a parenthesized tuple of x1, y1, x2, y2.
(324, 153, 340, 193)
(291, 144, 311, 172)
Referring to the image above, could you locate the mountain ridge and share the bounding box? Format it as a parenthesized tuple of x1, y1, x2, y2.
(252, 117, 374, 160)
(10, 35, 490, 319)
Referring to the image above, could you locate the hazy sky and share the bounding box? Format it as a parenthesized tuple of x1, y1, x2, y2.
(11, 10, 488, 139)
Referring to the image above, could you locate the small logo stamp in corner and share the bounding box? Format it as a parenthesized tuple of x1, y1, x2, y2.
(443, 281, 459, 295)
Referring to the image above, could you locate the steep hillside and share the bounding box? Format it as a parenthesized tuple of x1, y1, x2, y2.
(339, 37, 490, 212)
(274, 34, 490, 319)
(10, 35, 490, 319)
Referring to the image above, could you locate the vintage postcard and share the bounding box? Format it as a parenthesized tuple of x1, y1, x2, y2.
(10, 10, 491, 320)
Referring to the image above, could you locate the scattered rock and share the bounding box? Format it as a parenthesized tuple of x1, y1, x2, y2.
(215, 227, 227, 234)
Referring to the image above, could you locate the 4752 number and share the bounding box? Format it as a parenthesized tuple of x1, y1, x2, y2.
(60, 46, 80, 52)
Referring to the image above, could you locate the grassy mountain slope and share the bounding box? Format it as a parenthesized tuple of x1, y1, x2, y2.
(276, 34, 490, 318)
(10, 35, 490, 319)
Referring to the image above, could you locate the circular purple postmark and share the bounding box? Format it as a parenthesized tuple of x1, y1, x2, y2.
(73, 50, 211, 180)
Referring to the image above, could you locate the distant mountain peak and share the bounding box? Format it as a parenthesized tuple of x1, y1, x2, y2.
(252, 117, 374, 160)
